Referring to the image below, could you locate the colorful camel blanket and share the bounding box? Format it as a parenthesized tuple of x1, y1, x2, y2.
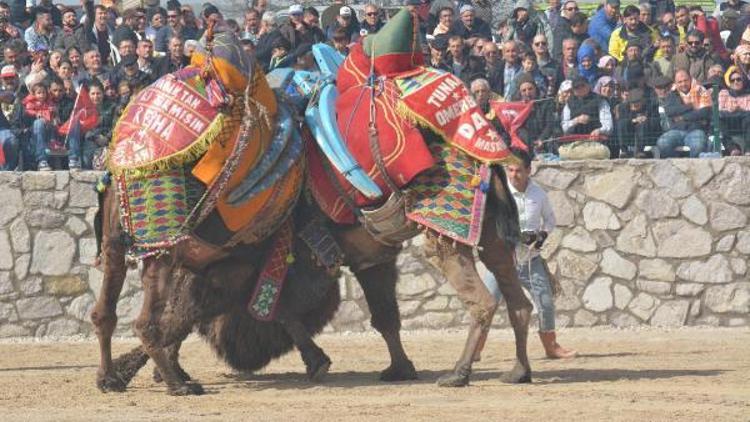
(247, 219, 294, 321)
(406, 143, 490, 247)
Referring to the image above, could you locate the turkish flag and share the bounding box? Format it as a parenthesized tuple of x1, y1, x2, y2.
(489, 100, 533, 151)
(58, 85, 99, 136)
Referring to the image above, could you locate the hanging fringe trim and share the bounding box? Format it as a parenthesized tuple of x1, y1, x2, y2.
(107, 113, 228, 178)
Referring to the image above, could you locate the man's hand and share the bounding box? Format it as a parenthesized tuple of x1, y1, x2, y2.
(575, 114, 590, 125)
(533, 231, 548, 249)
(632, 115, 647, 124)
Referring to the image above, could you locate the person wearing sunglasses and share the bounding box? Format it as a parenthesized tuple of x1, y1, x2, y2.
(672, 29, 719, 84)
(551, 0, 577, 57)
(360, 3, 383, 36)
(718, 66, 750, 155)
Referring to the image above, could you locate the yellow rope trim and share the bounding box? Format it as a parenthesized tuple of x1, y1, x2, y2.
(107, 113, 227, 178)
(395, 100, 519, 166)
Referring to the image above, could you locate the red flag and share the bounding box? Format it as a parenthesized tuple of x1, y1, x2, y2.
(58, 85, 99, 136)
(555, 134, 607, 143)
(489, 100, 534, 152)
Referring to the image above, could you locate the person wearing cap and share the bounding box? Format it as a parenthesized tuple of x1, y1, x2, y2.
(238, 30, 256, 57)
(320, 0, 347, 33)
(451, 4, 491, 41)
(589, 0, 620, 52)
(718, 65, 750, 154)
(608, 5, 658, 63)
(672, 29, 719, 84)
(502, 1, 553, 48)
(562, 76, 613, 139)
(427, 35, 451, 72)
(0, 63, 17, 170)
(615, 86, 661, 157)
(656, 69, 711, 158)
(24, 9, 59, 52)
(325, 5, 360, 44)
(280, 4, 307, 50)
(112, 52, 148, 93)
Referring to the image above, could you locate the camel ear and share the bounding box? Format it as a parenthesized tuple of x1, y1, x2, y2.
(362, 9, 423, 76)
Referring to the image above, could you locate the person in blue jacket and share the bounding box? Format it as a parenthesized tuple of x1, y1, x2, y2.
(588, 0, 620, 51)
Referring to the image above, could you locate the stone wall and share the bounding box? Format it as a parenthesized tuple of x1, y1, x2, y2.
(0, 158, 748, 338)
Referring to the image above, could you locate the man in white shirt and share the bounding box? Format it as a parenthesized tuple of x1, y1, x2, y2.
(480, 150, 576, 359)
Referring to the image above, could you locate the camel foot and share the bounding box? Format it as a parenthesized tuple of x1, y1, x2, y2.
(379, 360, 418, 382)
(436, 364, 471, 388)
(307, 355, 332, 383)
(96, 371, 127, 393)
(153, 366, 192, 384)
(111, 347, 150, 387)
(167, 382, 205, 396)
(500, 361, 532, 384)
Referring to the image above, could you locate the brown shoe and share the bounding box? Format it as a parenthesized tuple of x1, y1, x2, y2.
(539, 331, 577, 359)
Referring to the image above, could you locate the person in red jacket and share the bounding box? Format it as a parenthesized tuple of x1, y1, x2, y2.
(23, 81, 61, 170)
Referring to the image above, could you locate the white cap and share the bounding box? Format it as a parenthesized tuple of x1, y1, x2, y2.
(289, 4, 303, 15)
(559, 80, 573, 92)
(340, 6, 353, 16)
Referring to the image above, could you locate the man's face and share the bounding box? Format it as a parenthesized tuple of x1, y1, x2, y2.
(49, 83, 63, 100)
(662, 13, 676, 30)
(245, 11, 258, 29)
(439, 9, 453, 25)
(58, 62, 71, 78)
(515, 9, 529, 23)
(138, 41, 153, 59)
(85, 51, 101, 70)
(471, 83, 489, 108)
(532, 36, 548, 55)
(89, 87, 103, 104)
(303, 12, 319, 28)
(95, 8, 108, 26)
(625, 46, 640, 61)
(136, 13, 147, 30)
(430, 46, 444, 62)
(687, 36, 703, 54)
(119, 40, 135, 57)
(740, 50, 750, 65)
(37, 13, 52, 30)
(571, 20, 587, 34)
(659, 39, 675, 57)
(675, 71, 691, 93)
(676, 9, 689, 26)
(338, 14, 351, 27)
(519, 82, 537, 101)
(624, 14, 638, 31)
(151, 13, 163, 28)
(182, 9, 195, 24)
(460, 11, 474, 27)
(124, 62, 138, 76)
(365, 6, 379, 25)
(604, 3, 618, 19)
(562, 41, 577, 61)
(3, 48, 16, 64)
(562, 1, 578, 19)
(290, 12, 303, 25)
(1, 75, 17, 89)
(169, 38, 182, 58)
(63, 11, 76, 27)
(549, 0, 560, 8)
(448, 39, 463, 58)
(0, 6, 9, 18)
(483, 43, 499, 63)
(167, 10, 180, 28)
(503, 42, 518, 63)
(506, 163, 530, 191)
(639, 9, 651, 25)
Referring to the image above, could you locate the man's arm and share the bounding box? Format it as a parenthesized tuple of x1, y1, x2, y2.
(561, 103, 575, 133)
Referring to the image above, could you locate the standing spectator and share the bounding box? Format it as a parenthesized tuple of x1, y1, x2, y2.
(66, 46, 82, 75)
(675, 6, 691, 47)
(33, 0, 62, 27)
(651, 35, 677, 78)
(560, 38, 579, 80)
(361, 3, 384, 36)
(552, 0, 578, 57)
(145, 10, 170, 53)
(545, 0, 561, 30)
(112, 8, 139, 49)
(320, 0, 346, 33)
(659, 12, 681, 46)
(721, 9, 742, 50)
(482, 41, 503, 95)
(325, 6, 359, 44)
(500, 40, 522, 99)
(615, 88, 661, 157)
(639, 3, 654, 27)
(243, 7, 260, 36)
(446, 35, 467, 77)
(451, 4, 491, 41)
(135, 39, 157, 82)
(656, 69, 711, 158)
(75, 0, 113, 63)
(114, 38, 136, 66)
(672, 30, 718, 84)
(180, 6, 202, 40)
(503, 1, 552, 47)
(427, 36, 450, 72)
(54, 7, 80, 51)
(112, 54, 148, 93)
(588, 0, 620, 52)
(532, 34, 562, 96)
(0, 2, 20, 39)
(515, 53, 548, 99)
(562, 76, 613, 139)
(609, 5, 657, 62)
(301, 7, 326, 45)
(8, 0, 27, 29)
(432, 7, 454, 37)
(24, 10, 59, 51)
(0, 16, 17, 56)
(569, 12, 590, 47)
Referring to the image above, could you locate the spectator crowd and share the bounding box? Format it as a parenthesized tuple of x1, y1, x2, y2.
(1, 0, 750, 171)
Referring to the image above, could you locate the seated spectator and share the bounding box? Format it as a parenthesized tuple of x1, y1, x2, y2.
(502, 1, 550, 46)
(658, 12, 680, 46)
(516, 52, 548, 97)
(241, 7, 260, 43)
(361, 3, 384, 36)
(66, 46, 82, 76)
(649, 75, 675, 132)
(0, 16, 18, 53)
(560, 38, 579, 80)
(460, 54, 486, 85)
(672, 30, 718, 84)
(593, 75, 619, 108)
(451, 4, 491, 41)
(113, 54, 148, 93)
(427, 36, 450, 72)
(268, 35, 291, 71)
(733, 44, 750, 84)
(330, 27, 350, 56)
(597, 55, 616, 77)
(656, 69, 711, 158)
(0, 3, 22, 42)
(65, 80, 114, 169)
(432, 7, 454, 37)
(154, 36, 187, 77)
(23, 81, 59, 170)
(569, 42, 599, 85)
(481, 41, 505, 95)
(24, 46, 50, 91)
(135, 39, 157, 82)
(561, 76, 613, 139)
(514, 74, 558, 155)
(615, 87, 661, 157)
(76, 49, 109, 87)
(568, 11, 590, 47)
(499, 40, 522, 99)
(54, 7, 79, 51)
(446, 35, 467, 77)
(180, 5, 202, 41)
(615, 44, 654, 83)
(552, 0, 578, 57)
(608, 5, 657, 62)
(24, 10, 59, 52)
(470, 78, 509, 138)
(651, 35, 676, 78)
(48, 49, 63, 73)
(325, 6, 359, 44)
(718, 66, 750, 154)
(0, 64, 16, 169)
(145, 10, 170, 53)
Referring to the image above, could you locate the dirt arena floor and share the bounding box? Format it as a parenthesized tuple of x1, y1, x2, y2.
(0, 327, 747, 422)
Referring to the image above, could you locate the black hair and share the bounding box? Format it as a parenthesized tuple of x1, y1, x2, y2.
(571, 12, 588, 26)
(511, 148, 532, 168)
(622, 5, 640, 18)
(303, 6, 318, 17)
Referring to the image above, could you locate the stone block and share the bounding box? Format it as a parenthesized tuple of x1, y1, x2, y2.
(731, 258, 747, 276)
(582, 201, 621, 231)
(716, 234, 735, 253)
(628, 292, 659, 321)
(78, 238, 98, 266)
(0, 324, 30, 338)
(556, 250, 598, 282)
(638, 259, 675, 282)
(25, 209, 66, 229)
(422, 296, 449, 311)
(0, 271, 14, 295)
(591, 230, 615, 248)
(711, 162, 750, 205)
(402, 312, 455, 330)
(9, 219, 30, 253)
(689, 300, 701, 318)
(30, 231, 75, 276)
(70, 171, 100, 183)
(540, 229, 563, 260)
(613, 283, 633, 309)
(23, 191, 59, 209)
(534, 167, 578, 190)
(0, 302, 17, 322)
(15, 296, 63, 319)
(676, 255, 734, 284)
(14, 254, 29, 281)
(548, 191, 575, 226)
(68, 180, 98, 208)
(117, 291, 144, 325)
(738, 231, 750, 255)
(396, 273, 437, 297)
(88, 267, 103, 299)
(19, 276, 42, 296)
(600, 248, 636, 280)
(672, 159, 715, 187)
(650, 300, 690, 327)
(652, 220, 712, 258)
(635, 189, 679, 219)
(21, 172, 56, 190)
(0, 230, 12, 270)
(66, 293, 95, 321)
(55, 172, 69, 190)
(583, 166, 636, 208)
(398, 300, 422, 316)
(561, 227, 597, 252)
(582, 277, 613, 312)
(709, 202, 747, 232)
(0, 183, 22, 228)
(65, 216, 88, 237)
(574, 309, 598, 327)
(615, 215, 656, 257)
(331, 301, 367, 327)
(636, 279, 672, 296)
(610, 312, 640, 328)
(44, 276, 88, 296)
(704, 283, 750, 314)
(649, 161, 693, 198)
(676, 283, 704, 297)
(45, 319, 81, 338)
(680, 195, 708, 225)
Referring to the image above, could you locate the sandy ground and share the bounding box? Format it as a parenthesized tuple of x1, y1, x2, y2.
(0, 327, 747, 422)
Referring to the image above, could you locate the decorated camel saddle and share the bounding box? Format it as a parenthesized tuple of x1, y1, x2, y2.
(298, 10, 514, 246)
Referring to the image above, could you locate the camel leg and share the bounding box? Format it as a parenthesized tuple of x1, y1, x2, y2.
(354, 261, 417, 381)
(277, 307, 331, 382)
(134, 256, 204, 396)
(90, 192, 130, 392)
